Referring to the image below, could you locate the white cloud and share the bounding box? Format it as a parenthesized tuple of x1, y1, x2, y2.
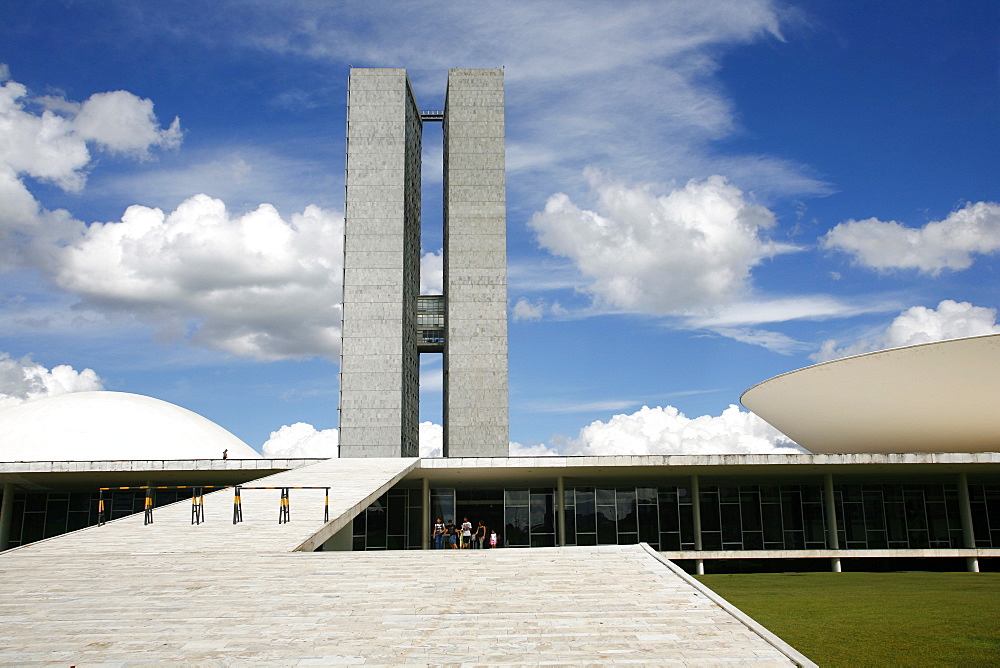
(708, 327, 806, 355)
(0, 169, 83, 273)
(0, 74, 348, 362)
(261, 422, 338, 458)
(420, 360, 442, 392)
(0, 353, 103, 411)
(54, 194, 344, 360)
(673, 292, 907, 355)
(686, 295, 887, 328)
(529, 398, 642, 415)
(94, 146, 341, 219)
(529, 172, 797, 314)
(261, 420, 445, 458)
(821, 201, 1000, 274)
(419, 249, 443, 295)
(0, 79, 180, 191)
(508, 441, 558, 457)
(813, 299, 1000, 362)
(73, 90, 182, 158)
(0, 76, 180, 273)
(511, 298, 545, 322)
(0, 81, 90, 191)
(507, 259, 584, 293)
(264, 406, 802, 459)
(184, 1, 825, 199)
(682, 295, 897, 354)
(566, 405, 802, 455)
(419, 421, 443, 458)
(509, 404, 802, 456)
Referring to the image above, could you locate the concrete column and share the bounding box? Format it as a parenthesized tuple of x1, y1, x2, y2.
(421, 477, 430, 550)
(691, 475, 704, 575)
(0, 482, 15, 552)
(557, 476, 566, 547)
(824, 473, 841, 573)
(958, 473, 979, 573)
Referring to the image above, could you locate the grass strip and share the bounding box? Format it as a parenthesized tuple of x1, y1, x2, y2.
(696, 572, 1000, 667)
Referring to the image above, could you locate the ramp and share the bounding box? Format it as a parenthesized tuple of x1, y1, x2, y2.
(0, 458, 814, 665)
(5, 457, 418, 557)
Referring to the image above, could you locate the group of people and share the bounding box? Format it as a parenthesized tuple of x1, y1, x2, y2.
(432, 517, 498, 549)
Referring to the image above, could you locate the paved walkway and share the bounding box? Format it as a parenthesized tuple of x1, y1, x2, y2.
(0, 459, 813, 666)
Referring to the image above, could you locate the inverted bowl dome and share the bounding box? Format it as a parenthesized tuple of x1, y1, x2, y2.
(741, 334, 1000, 454)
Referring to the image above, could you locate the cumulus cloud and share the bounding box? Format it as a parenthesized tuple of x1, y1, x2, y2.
(0, 74, 343, 360)
(73, 90, 182, 158)
(261, 422, 338, 458)
(0, 78, 180, 192)
(0, 75, 181, 273)
(261, 420, 444, 458)
(511, 298, 545, 322)
(54, 194, 344, 360)
(508, 441, 559, 457)
(509, 404, 802, 456)
(0, 353, 103, 411)
(529, 172, 796, 314)
(813, 299, 1000, 362)
(419, 421, 443, 457)
(1, 81, 90, 191)
(264, 406, 801, 459)
(821, 201, 1000, 274)
(420, 249, 443, 295)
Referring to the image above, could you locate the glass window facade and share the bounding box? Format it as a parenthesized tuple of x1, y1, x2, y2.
(6, 481, 999, 554)
(969, 484, 1000, 548)
(348, 482, 1000, 553)
(837, 483, 964, 550)
(352, 488, 424, 551)
(3, 489, 194, 549)
(416, 295, 445, 351)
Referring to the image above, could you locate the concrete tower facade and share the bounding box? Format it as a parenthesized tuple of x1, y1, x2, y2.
(442, 69, 509, 457)
(339, 69, 422, 458)
(339, 68, 508, 458)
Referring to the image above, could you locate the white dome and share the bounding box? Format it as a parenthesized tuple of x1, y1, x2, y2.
(0, 391, 260, 461)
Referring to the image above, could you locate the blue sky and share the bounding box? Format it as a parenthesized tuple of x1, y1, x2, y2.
(1, 1, 998, 457)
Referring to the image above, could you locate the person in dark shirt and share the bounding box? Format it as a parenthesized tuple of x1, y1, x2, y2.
(474, 520, 486, 549)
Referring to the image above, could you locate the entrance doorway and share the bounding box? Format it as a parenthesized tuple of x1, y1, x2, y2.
(455, 489, 504, 547)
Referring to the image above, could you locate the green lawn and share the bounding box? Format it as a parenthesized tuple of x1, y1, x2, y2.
(696, 572, 1000, 667)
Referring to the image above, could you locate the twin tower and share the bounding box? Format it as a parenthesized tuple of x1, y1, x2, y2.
(339, 68, 508, 458)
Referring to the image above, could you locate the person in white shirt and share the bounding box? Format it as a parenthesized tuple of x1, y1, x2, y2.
(461, 517, 473, 549)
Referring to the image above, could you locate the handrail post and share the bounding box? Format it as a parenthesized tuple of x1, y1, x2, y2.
(278, 488, 290, 524)
(191, 487, 205, 525)
(144, 487, 154, 525)
(233, 485, 243, 525)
